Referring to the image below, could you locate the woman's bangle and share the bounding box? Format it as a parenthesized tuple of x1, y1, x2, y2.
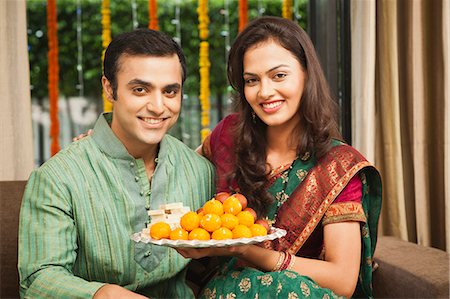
(287, 253, 296, 271)
(280, 252, 292, 270)
(272, 251, 285, 272)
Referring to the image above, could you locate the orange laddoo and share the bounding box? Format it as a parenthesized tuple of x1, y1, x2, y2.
(189, 227, 211, 240)
(180, 211, 200, 231)
(200, 213, 222, 232)
(150, 222, 171, 240)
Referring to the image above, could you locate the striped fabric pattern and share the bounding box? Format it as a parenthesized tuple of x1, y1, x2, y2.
(18, 113, 216, 298)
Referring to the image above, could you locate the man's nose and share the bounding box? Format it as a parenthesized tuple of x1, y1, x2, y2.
(146, 92, 164, 115)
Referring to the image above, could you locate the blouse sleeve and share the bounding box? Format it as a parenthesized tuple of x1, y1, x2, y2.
(322, 175, 367, 225)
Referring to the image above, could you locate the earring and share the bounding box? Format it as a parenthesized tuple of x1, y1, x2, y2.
(251, 111, 256, 123)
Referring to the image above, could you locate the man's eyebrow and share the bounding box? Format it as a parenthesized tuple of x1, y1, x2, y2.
(165, 83, 181, 90)
(127, 79, 153, 87)
(243, 64, 290, 76)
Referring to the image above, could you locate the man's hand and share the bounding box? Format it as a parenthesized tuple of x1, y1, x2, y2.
(73, 129, 93, 142)
(93, 284, 149, 299)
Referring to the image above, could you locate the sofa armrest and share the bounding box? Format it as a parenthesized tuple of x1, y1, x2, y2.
(373, 236, 449, 298)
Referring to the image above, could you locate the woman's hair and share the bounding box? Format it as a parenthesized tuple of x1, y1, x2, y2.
(227, 16, 341, 216)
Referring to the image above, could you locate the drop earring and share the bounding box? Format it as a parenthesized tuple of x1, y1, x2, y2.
(252, 111, 256, 123)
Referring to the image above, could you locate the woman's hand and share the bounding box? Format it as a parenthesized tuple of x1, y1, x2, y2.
(72, 129, 93, 142)
(93, 284, 149, 299)
(176, 245, 249, 259)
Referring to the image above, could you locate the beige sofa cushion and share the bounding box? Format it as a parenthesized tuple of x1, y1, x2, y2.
(0, 181, 26, 299)
(373, 236, 449, 298)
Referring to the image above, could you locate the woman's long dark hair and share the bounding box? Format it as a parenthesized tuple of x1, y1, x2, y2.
(227, 16, 341, 217)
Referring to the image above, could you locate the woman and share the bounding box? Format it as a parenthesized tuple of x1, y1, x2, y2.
(178, 16, 382, 299)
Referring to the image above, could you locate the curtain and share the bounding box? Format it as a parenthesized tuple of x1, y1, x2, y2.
(0, 0, 34, 181)
(351, 0, 450, 251)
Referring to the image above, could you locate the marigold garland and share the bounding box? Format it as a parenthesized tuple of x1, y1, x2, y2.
(239, 0, 248, 32)
(282, 0, 293, 20)
(148, 0, 159, 30)
(197, 0, 210, 141)
(47, 0, 60, 155)
(101, 0, 113, 112)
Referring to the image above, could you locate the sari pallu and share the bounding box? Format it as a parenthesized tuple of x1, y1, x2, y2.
(200, 144, 382, 299)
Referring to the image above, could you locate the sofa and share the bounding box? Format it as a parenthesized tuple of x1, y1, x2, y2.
(1, 180, 449, 298)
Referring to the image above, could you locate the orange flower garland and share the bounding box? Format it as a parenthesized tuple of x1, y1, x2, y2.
(47, 0, 60, 155)
(148, 0, 159, 30)
(282, 0, 293, 20)
(239, 0, 248, 32)
(197, 0, 210, 141)
(101, 0, 113, 112)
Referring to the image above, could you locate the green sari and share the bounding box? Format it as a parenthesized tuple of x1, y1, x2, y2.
(199, 142, 382, 299)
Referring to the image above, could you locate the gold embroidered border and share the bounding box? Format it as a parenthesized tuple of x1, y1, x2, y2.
(287, 160, 372, 255)
(322, 202, 367, 225)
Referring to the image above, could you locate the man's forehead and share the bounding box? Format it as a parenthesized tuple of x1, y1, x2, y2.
(116, 54, 182, 84)
(117, 53, 181, 71)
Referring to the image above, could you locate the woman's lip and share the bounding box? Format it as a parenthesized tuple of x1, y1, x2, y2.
(260, 100, 284, 113)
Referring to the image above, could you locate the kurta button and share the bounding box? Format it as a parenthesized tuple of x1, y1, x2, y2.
(130, 161, 135, 167)
(144, 251, 152, 257)
(140, 190, 144, 196)
(145, 205, 150, 210)
(135, 176, 139, 182)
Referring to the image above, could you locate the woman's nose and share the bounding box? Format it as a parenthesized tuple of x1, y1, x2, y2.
(258, 79, 275, 99)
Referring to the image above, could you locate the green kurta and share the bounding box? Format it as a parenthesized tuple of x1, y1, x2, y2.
(18, 113, 215, 298)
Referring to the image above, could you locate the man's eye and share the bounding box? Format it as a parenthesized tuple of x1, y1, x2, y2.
(164, 90, 178, 97)
(133, 87, 146, 94)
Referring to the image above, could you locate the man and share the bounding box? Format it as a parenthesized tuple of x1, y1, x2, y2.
(18, 29, 215, 298)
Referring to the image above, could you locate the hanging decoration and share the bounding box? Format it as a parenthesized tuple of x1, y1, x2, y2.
(172, 0, 181, 45)
(282, 0, 293, 20)
(101, 0, 113, 112)
(257, 0, 265, 16)
(148, 0, 159, 30)
(293, 0, 302, 24)
(197, 0, 210, 141)
(47, 0, 60, 155)
(76, 0, 84, 98)
(239, 0, 248, 32)
(131, 0, 139, 29)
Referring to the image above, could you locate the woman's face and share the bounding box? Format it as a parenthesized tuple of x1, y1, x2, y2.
(243, 40, 306, 129)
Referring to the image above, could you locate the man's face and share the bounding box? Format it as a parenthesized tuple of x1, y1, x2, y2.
(103, 54, 182, 155)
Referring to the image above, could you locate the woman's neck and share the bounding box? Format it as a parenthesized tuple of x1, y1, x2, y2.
(265, 124, 299, 170)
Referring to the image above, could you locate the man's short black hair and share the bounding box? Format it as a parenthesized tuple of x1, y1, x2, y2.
(103, 28, 187, 99)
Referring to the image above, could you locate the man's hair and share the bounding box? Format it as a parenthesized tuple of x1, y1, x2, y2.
(103, 28, 187, 99)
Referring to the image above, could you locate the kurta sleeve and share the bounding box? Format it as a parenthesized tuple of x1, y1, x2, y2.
(18, 169, 104, 298)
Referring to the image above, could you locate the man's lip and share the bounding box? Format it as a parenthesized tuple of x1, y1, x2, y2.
(138, 116, 169, 125)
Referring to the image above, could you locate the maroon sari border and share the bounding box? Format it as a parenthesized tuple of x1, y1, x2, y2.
(288, 160, 372, 254)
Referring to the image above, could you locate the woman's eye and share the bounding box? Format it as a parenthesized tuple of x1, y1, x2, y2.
(244, 78, 257, 85)
(274, 73, 287, 79)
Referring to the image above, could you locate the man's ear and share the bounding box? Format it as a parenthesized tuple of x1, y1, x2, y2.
(102, 76, 115, 103)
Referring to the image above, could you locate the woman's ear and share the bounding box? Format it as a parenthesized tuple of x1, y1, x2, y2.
(102, 76, 115, 103)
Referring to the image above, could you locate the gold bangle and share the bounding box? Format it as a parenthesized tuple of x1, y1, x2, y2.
(287, 253, 296, 271)
(272, 251, 285, 272)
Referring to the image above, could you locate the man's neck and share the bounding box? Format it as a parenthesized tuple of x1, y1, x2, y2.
(128, 144, 159, 181)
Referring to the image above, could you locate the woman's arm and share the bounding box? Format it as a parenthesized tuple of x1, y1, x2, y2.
(177, 221, 361, 298)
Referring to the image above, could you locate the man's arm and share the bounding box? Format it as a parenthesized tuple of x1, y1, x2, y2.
(18, 169, 105, 298)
